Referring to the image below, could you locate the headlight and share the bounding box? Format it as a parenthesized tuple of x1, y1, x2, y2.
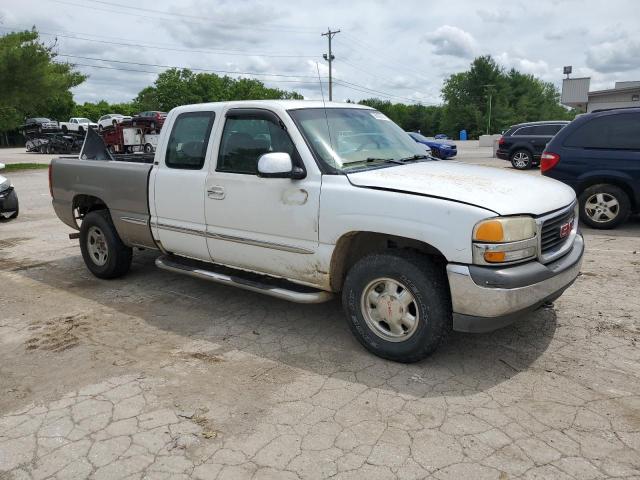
(472, 216, 537, 265)
(0, 178, 11, 193)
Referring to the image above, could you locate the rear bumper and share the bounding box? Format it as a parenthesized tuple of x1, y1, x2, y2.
(447, 234, 584, 333)
(496, 150, 509, 160)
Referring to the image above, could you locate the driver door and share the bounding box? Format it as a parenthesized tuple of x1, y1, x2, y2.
(204, 108, 322, 286)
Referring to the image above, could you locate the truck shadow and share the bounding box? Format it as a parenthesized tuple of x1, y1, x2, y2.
(8, 250, 557, 398)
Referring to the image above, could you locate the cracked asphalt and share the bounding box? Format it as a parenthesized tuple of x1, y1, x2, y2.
(1, 146, 640, 479)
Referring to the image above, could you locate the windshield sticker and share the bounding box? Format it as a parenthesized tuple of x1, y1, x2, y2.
(370, 112, 391, 121)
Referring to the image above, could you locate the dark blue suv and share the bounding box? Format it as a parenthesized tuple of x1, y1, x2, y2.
(542, 108, 640, 229)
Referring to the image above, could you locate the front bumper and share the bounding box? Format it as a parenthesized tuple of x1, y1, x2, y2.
(447, 234, 584, 333)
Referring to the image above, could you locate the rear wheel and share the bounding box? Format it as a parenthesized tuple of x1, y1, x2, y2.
(510, 149, 533, 169)
(61, 126, 68, 134)
(342, 251, 451, 363)
(78, 126, 85, 134)
(579, 184, 630, 229)
(144, 143, 153, 153)
(80, 210, 132, 279)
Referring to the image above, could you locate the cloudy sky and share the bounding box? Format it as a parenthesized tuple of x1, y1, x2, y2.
(2, 0, 639, 105)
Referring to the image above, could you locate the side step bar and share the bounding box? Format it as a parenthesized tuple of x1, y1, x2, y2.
(155, 255, 333, 304)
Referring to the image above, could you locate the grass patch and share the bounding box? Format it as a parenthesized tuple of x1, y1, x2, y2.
(3, 163, 49, 171)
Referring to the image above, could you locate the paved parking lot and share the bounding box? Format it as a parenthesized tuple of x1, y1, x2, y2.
(1, 146, 639, 479)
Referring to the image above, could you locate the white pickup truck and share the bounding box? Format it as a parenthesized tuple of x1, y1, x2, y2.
(50, 100, 584, 362)
(59, 117, 98, 134)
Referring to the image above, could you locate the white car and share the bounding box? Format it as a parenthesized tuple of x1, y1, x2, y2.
(59, 118, 98, 134)
(97, 114, 132, 131)
(49, 100, 584, 362)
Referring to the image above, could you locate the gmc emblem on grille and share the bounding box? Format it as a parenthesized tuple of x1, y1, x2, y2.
(559, 220, 573, 238)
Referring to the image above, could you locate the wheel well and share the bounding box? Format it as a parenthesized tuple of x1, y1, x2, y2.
(329, 232, 447, 291)
(72, 195, 108, 223)
(578, 178, 637, 210)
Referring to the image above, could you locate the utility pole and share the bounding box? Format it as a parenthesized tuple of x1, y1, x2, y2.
(321, 28, 340, 101)
(483, 84, 495, 134)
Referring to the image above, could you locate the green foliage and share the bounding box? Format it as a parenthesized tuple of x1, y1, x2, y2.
(132, 68, 303, 112)
(362, 55, 577, 139)
(0, 29, 85, 134)
(3, 162, 49, 171)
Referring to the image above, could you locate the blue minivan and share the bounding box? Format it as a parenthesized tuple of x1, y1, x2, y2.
(542, 108, 640, 229)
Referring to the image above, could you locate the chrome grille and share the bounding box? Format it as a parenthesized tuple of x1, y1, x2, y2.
(538, 202, 577, 263)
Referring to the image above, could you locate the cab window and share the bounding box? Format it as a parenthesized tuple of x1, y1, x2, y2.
(165, 112, 216, 170)
(217, 114, 298, 174)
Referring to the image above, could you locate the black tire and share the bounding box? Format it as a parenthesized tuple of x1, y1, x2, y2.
(79, 210, 132, 279)
(510, 149, 533, 169)
(78, 126, 85, 134)
(578, 184, 630, 229)
(98, 124, 103, 132)
(39, 145, 46, 154)
(144, 143, 153, 153)
(61, 125, 68, 134)
(342, 251, 451, 363)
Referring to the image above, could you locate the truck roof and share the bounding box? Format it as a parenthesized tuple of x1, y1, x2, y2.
(170, 100, 374, 114)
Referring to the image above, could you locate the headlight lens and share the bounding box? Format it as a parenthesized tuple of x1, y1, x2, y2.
(473, 216, 537, 243)
(0, 178, 11, 193)
(473, 216, 537, 265)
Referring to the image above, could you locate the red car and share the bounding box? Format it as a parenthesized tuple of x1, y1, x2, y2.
(131, 111, 167, 131)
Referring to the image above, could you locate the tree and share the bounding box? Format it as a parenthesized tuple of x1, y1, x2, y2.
(0, 29, 85, 143)
(131, 68, 303, 112)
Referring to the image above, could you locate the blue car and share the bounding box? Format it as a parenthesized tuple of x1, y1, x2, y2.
(407, 132, 457, 159)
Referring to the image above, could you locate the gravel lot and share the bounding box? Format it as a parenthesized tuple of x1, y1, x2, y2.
(1, 144, 639, 479)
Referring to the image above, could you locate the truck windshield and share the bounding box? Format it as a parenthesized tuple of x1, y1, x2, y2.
(289, 108, 428, 172)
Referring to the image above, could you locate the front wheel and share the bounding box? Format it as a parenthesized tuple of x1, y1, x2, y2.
(80, 210, 132, 279)
(510, 149, 533, 169)
(579, 184, 630, 229)
(342, 251, 451, 363)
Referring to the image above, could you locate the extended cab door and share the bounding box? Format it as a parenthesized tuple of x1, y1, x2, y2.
(203, 107, 323, 287)
(150, 110, 217, 260)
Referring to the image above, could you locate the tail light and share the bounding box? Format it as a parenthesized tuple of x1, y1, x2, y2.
(48, 163, 53, 197)
(541, 152, 560, 173)
(498, 136, 505, 146)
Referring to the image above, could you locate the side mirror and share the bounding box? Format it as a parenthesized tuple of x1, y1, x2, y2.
(257, 152, 305, 179)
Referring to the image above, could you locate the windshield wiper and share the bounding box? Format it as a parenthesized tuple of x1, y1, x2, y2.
(365, 157, 405, 164)
(395, 154, 431, 163)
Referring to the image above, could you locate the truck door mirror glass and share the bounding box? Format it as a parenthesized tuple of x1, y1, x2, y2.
(257, 152, 304, 179)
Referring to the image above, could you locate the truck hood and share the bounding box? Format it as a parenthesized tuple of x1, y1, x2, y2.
(346, 161, 576, 216)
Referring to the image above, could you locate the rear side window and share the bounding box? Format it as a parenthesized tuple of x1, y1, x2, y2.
(165, 112, 215, 170)
(513, 126, 537, 136)
(535, 124, 564, 136)
(217, 117, 297, 174)
(564, 113, 640, 149)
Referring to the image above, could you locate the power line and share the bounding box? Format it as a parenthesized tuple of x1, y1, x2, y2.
(0, 25, 318, 59)
(48, 0, 317, 34)
(65, 62, 325, 85)
(81, 0, 318, 33)
(333, 78, 427, 104)
(58, 53, 321, 79)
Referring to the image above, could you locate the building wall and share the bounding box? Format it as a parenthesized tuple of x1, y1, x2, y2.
(587, 89, 640, 112)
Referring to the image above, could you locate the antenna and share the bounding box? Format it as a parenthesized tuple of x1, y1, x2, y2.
(316, 62, 334, 154)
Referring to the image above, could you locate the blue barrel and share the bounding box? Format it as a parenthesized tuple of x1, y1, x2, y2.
(459, 129, 468, 141)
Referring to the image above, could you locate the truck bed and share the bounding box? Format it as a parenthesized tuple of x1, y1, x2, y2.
(50, 156, 157, 249)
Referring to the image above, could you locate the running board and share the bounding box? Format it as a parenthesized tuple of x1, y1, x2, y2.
(155, 255, 333, 304)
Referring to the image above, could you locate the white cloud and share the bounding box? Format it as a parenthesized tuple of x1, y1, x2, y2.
(423, 25, 478, 58)
(586, 37, 640, 73)
(495, 52, 551, 79)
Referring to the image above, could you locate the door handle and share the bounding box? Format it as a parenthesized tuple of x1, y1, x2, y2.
(207, 186, 225, 200)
